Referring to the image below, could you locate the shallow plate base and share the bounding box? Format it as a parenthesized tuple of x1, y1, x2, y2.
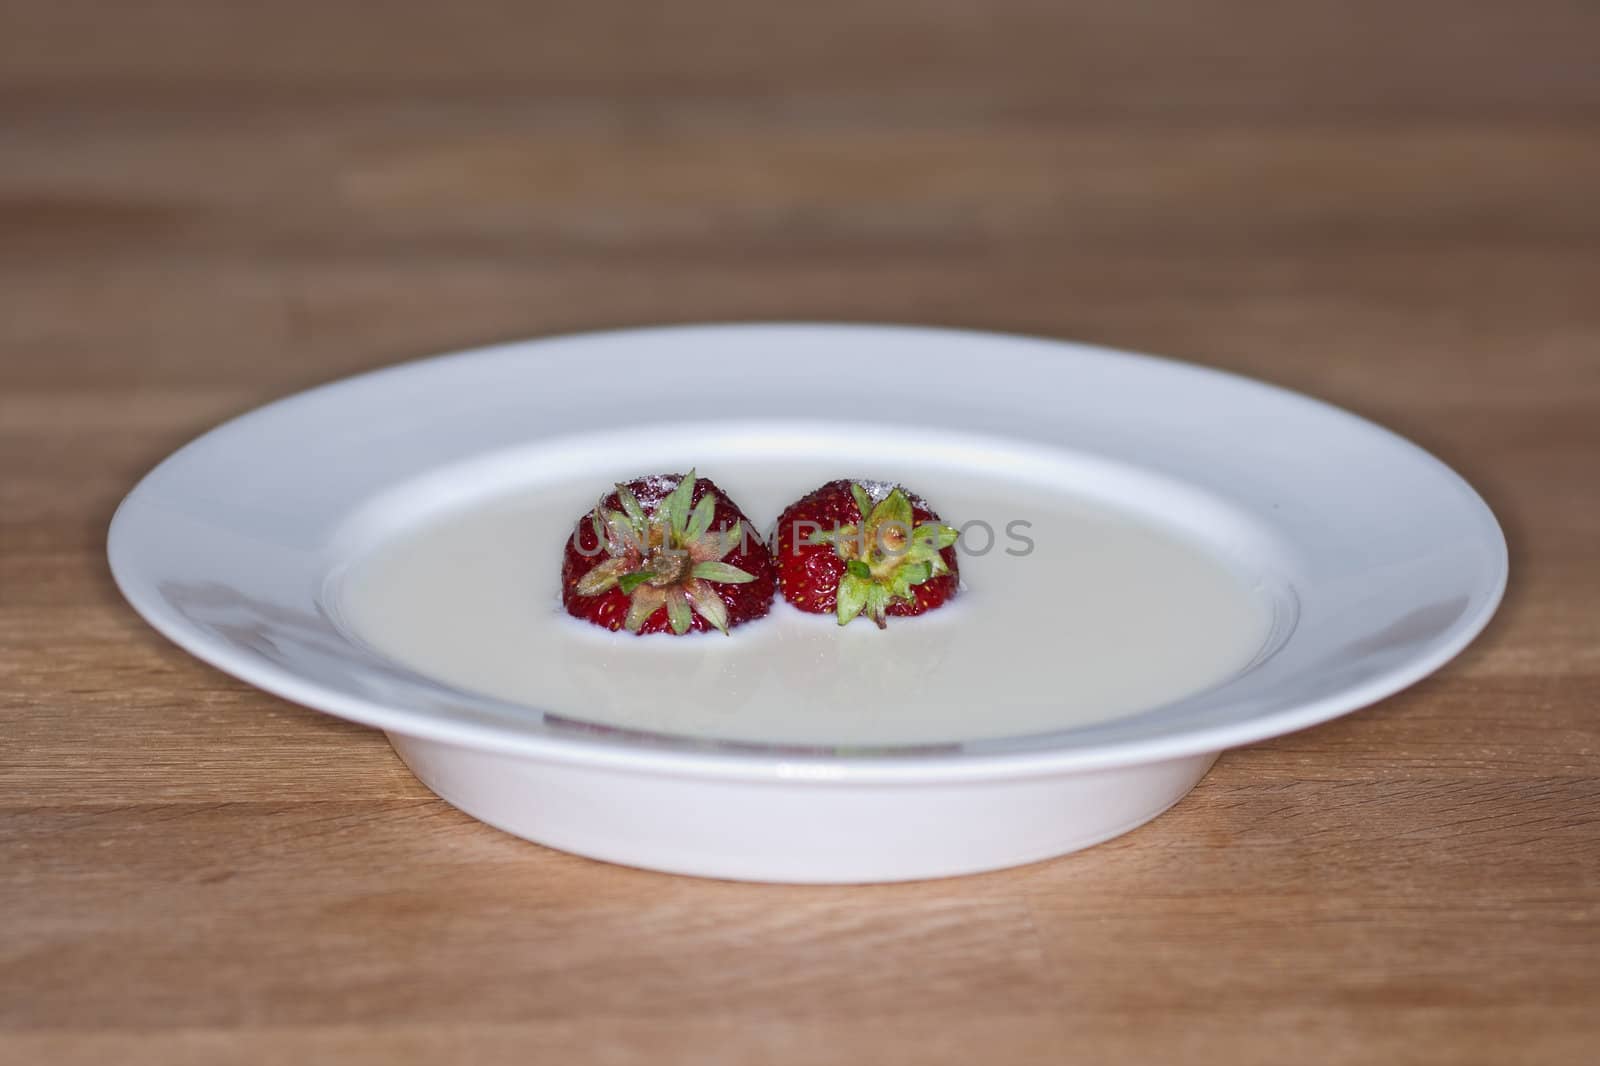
(388, 734, 1218, 883)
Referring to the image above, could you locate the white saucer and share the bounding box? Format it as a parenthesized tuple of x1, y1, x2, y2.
(108, 324, 1506, 882)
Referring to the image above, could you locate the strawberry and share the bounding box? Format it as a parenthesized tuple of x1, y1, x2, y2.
(773, 479, 960, 628)
(562, 470, 775, 635)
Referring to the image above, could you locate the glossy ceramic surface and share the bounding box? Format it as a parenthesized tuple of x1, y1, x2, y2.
(108, 325, 1507, 881)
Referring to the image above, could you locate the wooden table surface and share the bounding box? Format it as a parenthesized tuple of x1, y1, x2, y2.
(3, 2, 1598, 1062)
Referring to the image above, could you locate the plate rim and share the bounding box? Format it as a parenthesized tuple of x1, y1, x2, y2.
(107, 321, 1509, 783)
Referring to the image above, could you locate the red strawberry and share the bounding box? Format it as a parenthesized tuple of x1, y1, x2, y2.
(562, 471, 776, 635)
(773, 480, 960, 628)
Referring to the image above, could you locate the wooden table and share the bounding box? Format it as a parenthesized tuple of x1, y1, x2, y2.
(3, 2, 1597, 1062)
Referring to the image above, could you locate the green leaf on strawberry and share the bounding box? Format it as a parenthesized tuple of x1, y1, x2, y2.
(572, 471, 758, 635)
(816, 483, 960, 628)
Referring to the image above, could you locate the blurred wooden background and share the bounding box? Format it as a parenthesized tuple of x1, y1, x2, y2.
(2, 2, 1597, 1063)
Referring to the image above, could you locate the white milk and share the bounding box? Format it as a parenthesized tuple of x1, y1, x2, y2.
(337, 460, 1272, 746)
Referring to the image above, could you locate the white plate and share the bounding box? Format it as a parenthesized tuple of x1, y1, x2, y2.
(108, 324, 1506, 882)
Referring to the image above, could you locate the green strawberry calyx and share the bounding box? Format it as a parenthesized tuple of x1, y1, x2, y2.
(574, 470, 755, 634)
(806, 483, 959, 628)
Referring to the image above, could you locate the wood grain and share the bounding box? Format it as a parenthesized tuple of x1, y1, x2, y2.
(2, 2, 1597, 1062)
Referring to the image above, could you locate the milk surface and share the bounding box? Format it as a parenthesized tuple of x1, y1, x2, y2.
(338, 459, 1271, 745)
